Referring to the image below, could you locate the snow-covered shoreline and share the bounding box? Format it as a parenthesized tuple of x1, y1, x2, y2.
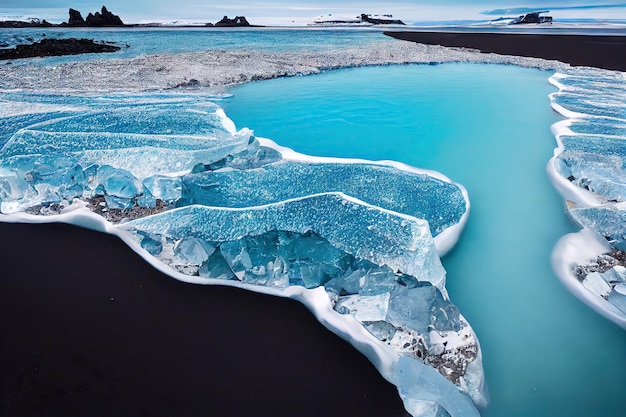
(0, 40, 568, 93)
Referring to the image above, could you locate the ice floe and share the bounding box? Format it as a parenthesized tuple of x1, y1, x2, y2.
(548, 67, 626, 329)
(0, 90, 485, 416)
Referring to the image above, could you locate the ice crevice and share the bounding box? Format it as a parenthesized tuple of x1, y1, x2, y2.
(0, 90, 486, 415)
(548, 67, 626, 329)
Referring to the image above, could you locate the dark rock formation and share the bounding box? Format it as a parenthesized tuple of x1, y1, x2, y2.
(85, 6, 125, 26)
(360, 14, 405, 25)
(213, 15, 252, 27)
(0, 38, 121, 60)
(1, 6, 125, 28)
(68, 8, 86, 26)
(0, 18, 53, 28)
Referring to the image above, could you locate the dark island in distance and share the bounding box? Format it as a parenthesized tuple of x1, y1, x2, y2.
(0, 6, 263, 60)
(0, 5, 260, 28)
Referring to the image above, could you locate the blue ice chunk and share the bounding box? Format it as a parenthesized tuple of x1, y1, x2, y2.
(282, 230, 353, 281)
(215, 230, 353, 288)
(600, 266, 626, 286)
(207, 138, 281, 171)
(582, 272, 611, 298)
(387, 284, 461, 334)
(362, 320, 398, 342)
(386, 285, 434, 334)
(174, 237, 215, 265)
(97, 165, 140, 199)
(142, 175, 183, 203)
(392, 356, 480, 417)
(138, 231, 163, 256)
(324, 266, 364, 296)
(136, 189, 157, 208)
(198, 248, 237, 280)
(324, 258, 397, 296)
(181, 161, 466, 237)
(569, 205, 626, 250)
(0, 171, 29, 202)
(608, 284, 626, 314)
(335, 293, 391, 322)
(120, 193, 446, 287)
(290, 261, 328, 289)
(220, 234, 290, 287)
(557, 150, 626, 202)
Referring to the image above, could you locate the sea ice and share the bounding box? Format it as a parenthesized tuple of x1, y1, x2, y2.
(549, 67, 626, 329)
(0, 90, 483, 416)
(181, 159, 467, 237)
(0, 100, 253, 212)
(569, 205, 626, 251)
(120, 192, 446, 289)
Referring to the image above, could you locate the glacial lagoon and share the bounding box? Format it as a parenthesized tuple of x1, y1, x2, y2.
(223, 63, 626, 417)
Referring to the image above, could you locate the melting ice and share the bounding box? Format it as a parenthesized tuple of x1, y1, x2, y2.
(0, 91, 485, 416)
(549, 68, 626, 328)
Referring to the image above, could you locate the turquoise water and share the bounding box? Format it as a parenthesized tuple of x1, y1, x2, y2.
(0, 27, 398, 66)
(222, 63, 626, 417)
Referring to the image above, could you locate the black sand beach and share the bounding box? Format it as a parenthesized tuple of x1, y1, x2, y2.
(0, 222, 410, 417)
(384, 31, 626, 71)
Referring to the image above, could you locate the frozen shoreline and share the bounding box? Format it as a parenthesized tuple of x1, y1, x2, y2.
(0, 40, 569, 93)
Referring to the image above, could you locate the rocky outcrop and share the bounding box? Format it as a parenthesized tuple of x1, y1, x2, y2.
(68, 8, 85, 26)
(0, 18, 53, 28)
(0, 38, 121, 60)
(63, 6, 124, 27)
(211, 16, 253, 27)
(85, 6, 124, 26)
(360, 14, 405, 25)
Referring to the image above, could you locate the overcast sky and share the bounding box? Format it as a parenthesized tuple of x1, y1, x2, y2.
(0, 1, 624, 24)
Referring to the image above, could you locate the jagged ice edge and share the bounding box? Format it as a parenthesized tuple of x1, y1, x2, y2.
(547, 69, 626, 329)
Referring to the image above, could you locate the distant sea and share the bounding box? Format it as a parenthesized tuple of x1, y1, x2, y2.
(1, 26, 625, 417)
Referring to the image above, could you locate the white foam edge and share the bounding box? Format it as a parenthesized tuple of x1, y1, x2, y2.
(0, 205, 480, 417)
(546, 85, 610, 208)
(258, 137, 470, 257)
(551, 228, 626, 329)
(545, 156, 602, 208)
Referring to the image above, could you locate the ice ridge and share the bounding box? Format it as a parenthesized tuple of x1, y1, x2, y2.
(548, 68, 626, 329)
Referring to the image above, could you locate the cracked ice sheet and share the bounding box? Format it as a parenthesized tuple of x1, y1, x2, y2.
(548, 67, 626, 329)
(0, 92, 483, 416)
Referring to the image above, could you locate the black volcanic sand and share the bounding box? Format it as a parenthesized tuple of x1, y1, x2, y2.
(0, 222, 410, 417)
(384, 31, 626, 71)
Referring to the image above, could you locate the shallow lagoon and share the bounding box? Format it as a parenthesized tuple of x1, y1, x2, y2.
(223, 63, 626, 417)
